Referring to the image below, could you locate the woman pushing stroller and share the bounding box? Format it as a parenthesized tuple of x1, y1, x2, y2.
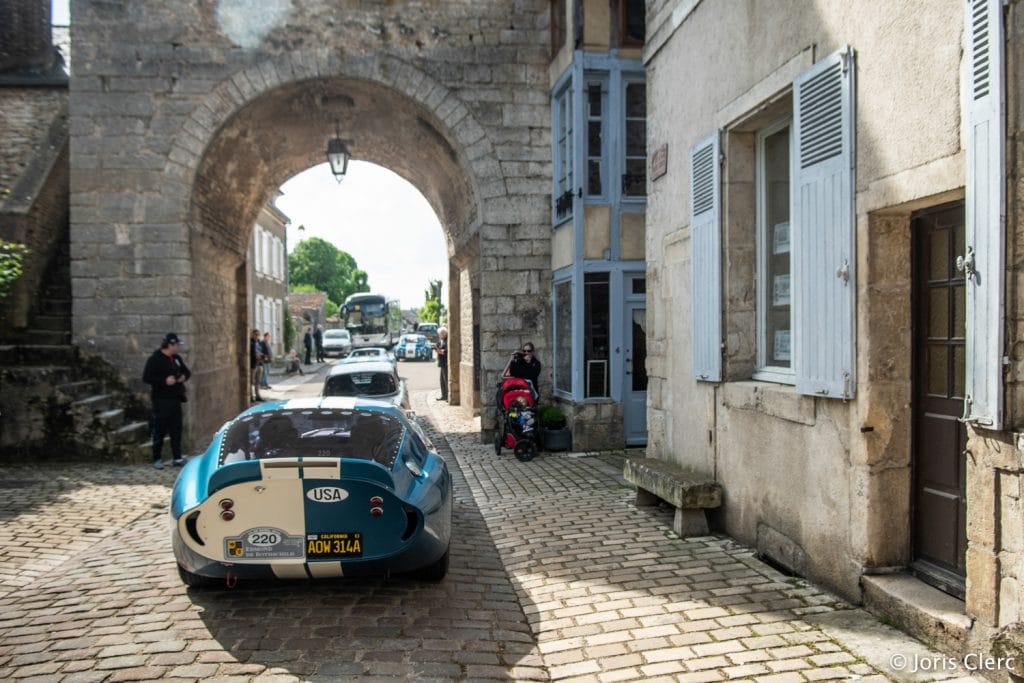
(495, 342, 543, 461)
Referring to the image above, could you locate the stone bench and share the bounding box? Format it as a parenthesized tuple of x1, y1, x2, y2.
(623, 457, 722, 537)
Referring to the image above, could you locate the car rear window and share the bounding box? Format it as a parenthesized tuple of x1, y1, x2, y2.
(220, 409, 404, 468)
(323, 371, 397, 397)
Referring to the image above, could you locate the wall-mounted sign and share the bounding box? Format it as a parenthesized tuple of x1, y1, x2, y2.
(651, 144, 668, 181)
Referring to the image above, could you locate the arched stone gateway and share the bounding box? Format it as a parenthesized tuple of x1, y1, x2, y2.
(69, 2, 552, 445)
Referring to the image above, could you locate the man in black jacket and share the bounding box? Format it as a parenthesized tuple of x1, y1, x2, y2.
(142, 333, 191, 470)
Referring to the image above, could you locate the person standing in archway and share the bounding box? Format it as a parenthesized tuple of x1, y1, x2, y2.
(142, 333, 191, 470)
(303, 326, 313, 365)
(314, 326, 324, 363)
(435, 327, 448, 402)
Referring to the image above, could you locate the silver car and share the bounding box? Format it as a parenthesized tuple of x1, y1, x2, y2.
(320, 359, 408, 409)
(321, 328, 352, 357)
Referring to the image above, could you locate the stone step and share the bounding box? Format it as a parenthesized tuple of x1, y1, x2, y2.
(24, 329, 72, 345)
(71, 393, 116, 417)
(0, 344, 78, 366)
(95, 408, 126, 429)
(862, 573, 971, 655)
(38, 297, 71, 315)
(31, 314, 71, 332)
(112, 421, 150, 446)
(57, 379, 101, 401)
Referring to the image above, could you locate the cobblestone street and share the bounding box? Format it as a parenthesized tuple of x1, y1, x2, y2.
(0, 378, 982, 681)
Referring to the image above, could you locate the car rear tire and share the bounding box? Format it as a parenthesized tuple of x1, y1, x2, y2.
(177, 564, 218, 588)
(413, 547, 449, 581)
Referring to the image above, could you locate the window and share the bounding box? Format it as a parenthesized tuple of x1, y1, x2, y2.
(253, 226, 263, 274)
(755, 118, 793, 381)
(620, 0, 646, 45)
(553, 84, 574, 221)
(553, 280, 573, 393)
(692, 48, 856, 398)
(584, 273, 610, 398)
(549, 0, 566, 58)
(622, 81, 646, 197)
(586, 81, 606, 197)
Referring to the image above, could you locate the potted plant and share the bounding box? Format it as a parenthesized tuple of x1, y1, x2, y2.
(539, 405, 572, 451)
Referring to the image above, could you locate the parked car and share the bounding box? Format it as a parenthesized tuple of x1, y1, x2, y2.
(170, 398, 452, 586)
(342, 346, 395, 367)
(321, 360, 408, 409)
(394, 334, 432, 362)
(321, 328, 352, 357)
(416, 323, 439, 345)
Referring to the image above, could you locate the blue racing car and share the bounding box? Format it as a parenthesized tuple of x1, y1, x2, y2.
(171, 397, 452, 587)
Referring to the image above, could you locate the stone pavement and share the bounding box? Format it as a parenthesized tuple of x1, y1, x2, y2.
(0, 382, 984, 682)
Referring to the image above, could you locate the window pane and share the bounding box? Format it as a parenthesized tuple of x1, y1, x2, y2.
(554, 281, 573, 393)
(626, 120, 645, 156)
(929, 288, 949, 337)
(928, 345, 949, 395)
(626, 83, 646, 117)
(929, 227, 949, 280)
(622, 0, 645, 44)
(588, 121, 602, 156)
(623, 158, 646, 196)
(588, 83, 602, 117)
(760, 124, 792, 371)
(584, 273, 610, 398)
(588, 160, 602, 196)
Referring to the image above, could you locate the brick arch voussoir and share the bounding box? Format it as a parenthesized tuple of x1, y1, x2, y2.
(168, 50, 505, 215)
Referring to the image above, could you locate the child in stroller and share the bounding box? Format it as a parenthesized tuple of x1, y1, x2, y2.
(494, 376, 539, 461)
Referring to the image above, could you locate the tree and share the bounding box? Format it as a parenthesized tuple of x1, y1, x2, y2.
(418, 279, 446, 323)
(288, 237, 368, 305)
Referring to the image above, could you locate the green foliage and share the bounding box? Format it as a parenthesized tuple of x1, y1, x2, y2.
(324, 299, 339, 318)
(0, 240, 30, 302)
(283, 312, 296, 351)
(418, 299, 443, 324)
(417, 278, 446, 323)
(288, 237, 369, 305)
(539, 405, 567, 429)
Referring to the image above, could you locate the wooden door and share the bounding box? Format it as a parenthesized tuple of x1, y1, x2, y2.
(911, 202, 967, 598)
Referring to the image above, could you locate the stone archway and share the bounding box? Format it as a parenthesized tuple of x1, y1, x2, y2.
(69, 3, 553, 448)
(173, 54, 494, 440)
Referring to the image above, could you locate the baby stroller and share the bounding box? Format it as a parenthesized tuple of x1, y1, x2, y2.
(494, 377, 539, 462)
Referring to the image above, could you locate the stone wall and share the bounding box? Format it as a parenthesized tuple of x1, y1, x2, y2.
(69, 0, 553, 442)
(0, 88, 69, 330)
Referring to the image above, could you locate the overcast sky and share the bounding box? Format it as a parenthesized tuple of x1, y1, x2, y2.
(276, 162, 448, 311)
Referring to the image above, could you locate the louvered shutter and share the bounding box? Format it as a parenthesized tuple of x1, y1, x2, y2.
(792, 48, 856, 398)
(690, 132, 722, 382)
(964, 0, 1004, 429)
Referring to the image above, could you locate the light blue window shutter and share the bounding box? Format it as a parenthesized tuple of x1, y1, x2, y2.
(690, 132, 722, 382)
(792, 48, 856, 399)
(964, 0, 1004, 429)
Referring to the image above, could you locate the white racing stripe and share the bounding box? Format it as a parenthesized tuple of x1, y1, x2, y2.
(307, 562, 344, 578)
(271, 563, 308, 579)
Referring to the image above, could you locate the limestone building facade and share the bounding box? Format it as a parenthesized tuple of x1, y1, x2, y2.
(248, 200, 289, 359)
(645, 0, 1023, 667)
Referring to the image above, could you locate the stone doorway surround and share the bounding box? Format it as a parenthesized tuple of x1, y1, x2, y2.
(68, 2, 553, 445)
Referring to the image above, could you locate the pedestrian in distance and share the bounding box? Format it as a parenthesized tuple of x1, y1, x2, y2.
(314, 326, 325, 363)
(142, 332, 191, 470)
(250, 329, 263, 402)
(260, 332, 273, 389)
(303, 326, 313, 365)
(435, 327, 448, 402)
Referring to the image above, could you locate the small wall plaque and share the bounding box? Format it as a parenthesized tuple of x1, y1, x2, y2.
(651, 144, 668, 181)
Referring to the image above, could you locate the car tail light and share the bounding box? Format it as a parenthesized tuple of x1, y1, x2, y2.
(370, 496, 383, 506)
(370, 507, 384, 517)
(220, 509, 235, 521)
(219, 499, 234, 510)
